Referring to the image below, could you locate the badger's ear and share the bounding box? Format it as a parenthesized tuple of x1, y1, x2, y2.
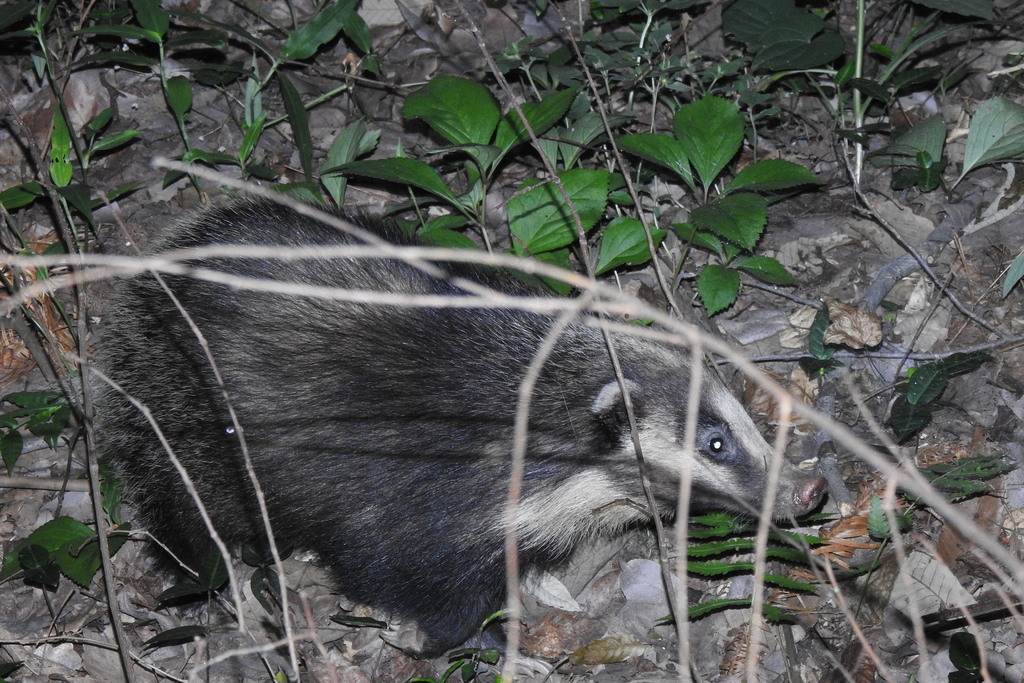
(590, 379, 641, 431)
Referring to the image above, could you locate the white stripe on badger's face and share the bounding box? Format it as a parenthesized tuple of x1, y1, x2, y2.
(506, 469, 650, 554)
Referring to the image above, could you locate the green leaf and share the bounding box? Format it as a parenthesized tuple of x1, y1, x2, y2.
(0, 181, 44, 210)
(338, 158, 459, 204)
(403, 76, 501, 146)
(697, 264, 740, 316)
(806, 304, 834, 361)
(281, 0, 359, 60)
(0, 517, 95, 584)
(691, 193, 767, 250)
(71, 24, 162, 42)
(3, 391, 62, 409)
(2, 430, 23, 474)
(198, 549, 229, 590)
(673, 95, 744, 190)
(0, 2, 33, 33)
(164, 29, 228, 49)
(129, 0, 168, 38)
(933, 351, 992, 377)
(419, 227, 477, 249)
(70, 50, 158, 70)
(732, 255, 796, 285)
(725, 159, 821, 194)
(143, 625, 209, 649)
(321, 120, 379, 206)
(90, 130, 141, 154)
(594, 216, 666, 274)
(165, 75, 192, 121)
(277, 71, 314, 182)
(867, 493, 891, 539)
(494, 86, 580, 153)
(170, 10, 276, 60)
(903, 352, 987, 405)
(180, 148, 240, 167)
(508, 169, 611, 255)
(534, 248, 573, 294)
(869, 115, 947, 167)
(847, 77, 892, 104)
(911, 0, 992, 19)
(959, 97, 1024, 183)
(887, 395, 932, 441)
(618, 133, 695, 190)
(949, 632, 984, 671)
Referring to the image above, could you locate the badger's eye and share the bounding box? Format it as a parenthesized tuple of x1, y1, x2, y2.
(709, 435, 726, 453)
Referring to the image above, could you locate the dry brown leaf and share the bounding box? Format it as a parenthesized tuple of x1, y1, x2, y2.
(566, 633, 648, 666)
(823, 296, 883, 349)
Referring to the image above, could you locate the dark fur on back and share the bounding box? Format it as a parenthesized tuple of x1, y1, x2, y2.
(97, 199, 822, 656)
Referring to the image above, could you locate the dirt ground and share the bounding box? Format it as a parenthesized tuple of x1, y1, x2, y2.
(2, 0, 1024, 682)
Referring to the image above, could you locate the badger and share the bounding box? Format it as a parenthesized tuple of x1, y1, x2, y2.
(96, 198, 824, 658)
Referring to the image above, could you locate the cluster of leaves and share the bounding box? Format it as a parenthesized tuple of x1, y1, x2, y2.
(142, 543, 290, 650)
(888, 352, 992, 442)
(674, 512, 821, 621)
(1, 391, 70, 474)
(0, 516, 128, 590)
(870, 97, 1024, 194)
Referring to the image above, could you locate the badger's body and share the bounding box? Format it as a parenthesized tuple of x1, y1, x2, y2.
(98, 199, 822, 657)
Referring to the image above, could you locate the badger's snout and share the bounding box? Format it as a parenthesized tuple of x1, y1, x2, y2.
(788, 472, 826, 517)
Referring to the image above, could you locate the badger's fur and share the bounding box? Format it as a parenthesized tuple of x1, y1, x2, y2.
(97, 199, 823, 657)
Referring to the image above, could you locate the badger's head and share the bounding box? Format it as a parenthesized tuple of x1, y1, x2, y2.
(589, 354, 825, 521)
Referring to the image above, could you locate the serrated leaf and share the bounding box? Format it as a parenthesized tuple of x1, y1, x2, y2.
(726, 159, 821, 194)
(403, 76, 500, 146)
(281, 0, 359, 60)
(3, 391, 62, 408)
(960, 97, 1024, 182)
(594, 217, 665, 274)
(508, 169, 611, 255)
(691, 193, 767, 250)
(867, 493, 890, 539)
(0, 517, 95, 583)
(618, 133, 695, 190)
(732, 254, 796, 285)
(338, 158, 459, 204)
(697, 264, 740, 315)
(674, 95, 744, 190)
